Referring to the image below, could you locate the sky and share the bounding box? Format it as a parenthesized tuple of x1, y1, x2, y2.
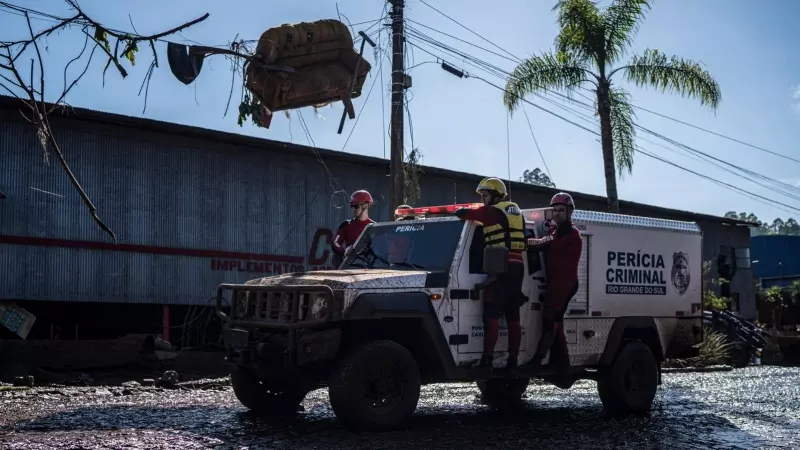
(3, 0, 800, 224)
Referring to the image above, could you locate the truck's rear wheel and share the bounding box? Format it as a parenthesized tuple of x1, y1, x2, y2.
(597, 340, 659, 415)
(328, 340, 421, 431)
(476, 378, 530, 407)
(230, 366, 309, 416)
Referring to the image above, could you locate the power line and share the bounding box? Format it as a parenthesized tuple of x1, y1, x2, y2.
(341, 36, 384, 152)
(533, 89, 800, 201)
(407, 38, 557, 183)
(417, 0, 520, 62)
(521, 106, 554, 183)
(461, 74, 800, 214)
(404, 26, 800, 212)
(412, 2, 794, 171)
(633, 104, 800, 165)
(506, 110, 511, 190)
(406, 18, 521, 64)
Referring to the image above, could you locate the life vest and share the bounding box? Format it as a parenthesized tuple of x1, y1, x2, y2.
(484, 201, 526, 251)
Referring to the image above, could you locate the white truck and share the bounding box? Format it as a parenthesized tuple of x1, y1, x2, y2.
(215, 203, 703, 430)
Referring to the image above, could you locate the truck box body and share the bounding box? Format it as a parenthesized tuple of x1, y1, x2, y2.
(523, 208, 703, 364)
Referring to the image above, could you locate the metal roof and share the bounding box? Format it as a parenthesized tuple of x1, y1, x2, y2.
(0, 95, 756, 228)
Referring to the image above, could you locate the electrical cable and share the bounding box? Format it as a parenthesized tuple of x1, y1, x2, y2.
(506, 110, 512, 193)
(521, 106, 554, 184)
(465, 74, 800, 214)
(341, 32, 385, 152)
(417, 0, 520, 62)
(406, 18, 521, 64)
(409, 5, 794, 166)
(533, 90, 800, 200)
(633, 105, 800, 165)
(378, 20, 387, 159)
(405, 29, 800, 212)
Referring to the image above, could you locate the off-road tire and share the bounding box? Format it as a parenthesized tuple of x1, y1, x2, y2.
(230, 366, 308, 416)
(328, 340, 421, 431)
(597, 340, 659, 415)
(476, 377, 530, 407)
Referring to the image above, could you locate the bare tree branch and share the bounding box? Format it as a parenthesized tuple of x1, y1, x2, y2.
(0, 1, 210, 242)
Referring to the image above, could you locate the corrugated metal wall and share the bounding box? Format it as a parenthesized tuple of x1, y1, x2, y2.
(0, 107, 756, 316)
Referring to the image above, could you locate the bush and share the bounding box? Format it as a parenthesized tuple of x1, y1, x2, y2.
(667, 327, 733, 368)
(704, 291, 728, 311)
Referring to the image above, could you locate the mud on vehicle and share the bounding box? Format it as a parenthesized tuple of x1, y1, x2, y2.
(216, 204, 703, 430)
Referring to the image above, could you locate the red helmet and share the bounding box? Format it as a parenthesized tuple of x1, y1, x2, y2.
(350, 190, 374, 205)
(550, 192, 575, 209)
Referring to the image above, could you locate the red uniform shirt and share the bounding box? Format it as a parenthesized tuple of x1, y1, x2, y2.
(456, 205, 524, 264)
(332, 218, 375, 255)
(528, 220, 582, 303)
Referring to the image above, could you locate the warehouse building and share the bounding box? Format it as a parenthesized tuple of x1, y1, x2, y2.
(751, 235, 800, 289)
(0, 96, 757, 343)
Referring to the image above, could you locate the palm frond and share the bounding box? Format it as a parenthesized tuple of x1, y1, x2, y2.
(602, 0, 651, 63)
(503, 52, 590, 114)
(552, 0, 605, 63)
(609, 86, 636, 176)
(614, 48, 722, 110)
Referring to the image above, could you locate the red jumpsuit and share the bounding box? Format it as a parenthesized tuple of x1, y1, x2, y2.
(527, 220, 582, 365)
(456, 205, 525, 361)
(332, 218, 375, 266)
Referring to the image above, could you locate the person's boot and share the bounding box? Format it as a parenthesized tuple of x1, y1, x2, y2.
(504, 357, 519, 377)
(517, 355, 544, 376)
(542, 334, 571, 376)
(474, 355, 494, 380)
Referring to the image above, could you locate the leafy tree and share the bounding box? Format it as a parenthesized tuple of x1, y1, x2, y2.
(724, 211, 800, 235)
(519, 168, 556, 187)
(503, 0, 721, 213)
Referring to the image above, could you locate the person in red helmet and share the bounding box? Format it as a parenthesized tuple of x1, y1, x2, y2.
(523, 192, 582, 376)
(331, 190, 376, 267)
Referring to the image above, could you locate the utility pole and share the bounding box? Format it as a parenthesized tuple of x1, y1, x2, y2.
(388, 0, 406, 214)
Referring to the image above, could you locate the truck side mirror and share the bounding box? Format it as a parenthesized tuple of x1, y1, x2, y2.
(483, 246, 509, 275)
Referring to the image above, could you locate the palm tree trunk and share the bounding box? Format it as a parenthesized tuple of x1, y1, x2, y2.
(596, 83, 620, 213)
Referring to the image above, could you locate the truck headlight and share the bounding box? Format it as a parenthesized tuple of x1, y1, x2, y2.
(309, 293, 328, 320)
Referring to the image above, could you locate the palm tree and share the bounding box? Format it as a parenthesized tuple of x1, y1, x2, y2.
(503, 0, 721, 212)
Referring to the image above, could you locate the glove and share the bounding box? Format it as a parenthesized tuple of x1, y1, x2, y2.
(527, 235, 554, 247)
(344, 245, 354, 256)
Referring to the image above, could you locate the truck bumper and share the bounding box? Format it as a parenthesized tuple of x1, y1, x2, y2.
(222, 326, 342, 373)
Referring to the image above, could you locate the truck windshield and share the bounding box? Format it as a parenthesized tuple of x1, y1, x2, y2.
(342, 220, 465, 272)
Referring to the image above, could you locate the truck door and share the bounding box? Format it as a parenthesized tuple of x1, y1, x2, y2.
(455, 226, 530, 354)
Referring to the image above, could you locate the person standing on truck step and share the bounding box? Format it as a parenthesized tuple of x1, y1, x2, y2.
(523, 192, 582, 376)
(331, 190, 376, 267)
(454, 177, 527, 378)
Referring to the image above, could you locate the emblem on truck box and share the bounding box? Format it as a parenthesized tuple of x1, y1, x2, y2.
(671, 252, 690, 296)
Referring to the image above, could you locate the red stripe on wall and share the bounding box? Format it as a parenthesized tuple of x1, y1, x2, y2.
(0, 234, 304, 263)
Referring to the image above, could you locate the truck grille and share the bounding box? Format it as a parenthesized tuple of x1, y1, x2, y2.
(233, 289, 341, 324)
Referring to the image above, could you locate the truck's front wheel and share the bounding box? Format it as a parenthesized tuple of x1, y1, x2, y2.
(597, 340, 659, 415)
(476, 378, 530, 407)
(230, 366, 309, 416)
(328, 340, 421, 431)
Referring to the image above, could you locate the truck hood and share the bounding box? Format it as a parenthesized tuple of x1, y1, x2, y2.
(244, 269, 429, 290)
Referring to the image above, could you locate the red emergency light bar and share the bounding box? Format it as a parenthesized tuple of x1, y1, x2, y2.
(394, 202, 483, 217)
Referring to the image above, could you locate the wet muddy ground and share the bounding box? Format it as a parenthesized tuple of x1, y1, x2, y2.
(1, 366, 798, 450)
